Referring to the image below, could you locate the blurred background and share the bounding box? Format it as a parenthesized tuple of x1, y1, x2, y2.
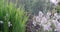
(8, 0, 60, 15)
(0, 0, 60, 32)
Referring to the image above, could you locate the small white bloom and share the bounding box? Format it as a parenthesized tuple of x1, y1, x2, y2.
(47, 12, 51, 16)
(36, 16, 40, 23)
(43, 24, 51, 31)
(38, 11, 43, 18)
(50, 0, 58, 5)
(54, 13, 58, 17)
(8, 21, 12, 27)
(54, 29, 57, 32)
(47, 22, 51, 26)
(52, 20, 59, 27)
(46, 12, 51, 19)
(55, 23, 60, 32)
(0, 21, 3, 23)
(33, 21, 36, 26)
(10, 24, 12, 26)
(54, 13, 60, 19)
(41, 17, 47, 25)
(8, 21, 11, 25)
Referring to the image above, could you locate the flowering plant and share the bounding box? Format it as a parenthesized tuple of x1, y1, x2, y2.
(33, 11, 60, 32)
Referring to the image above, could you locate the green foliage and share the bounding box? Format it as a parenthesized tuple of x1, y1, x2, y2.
(24, 0, 54, 15)
(0, 0, 28, 32)
(56, 4, 60, 13)
(58, 18, 60, 23)
(56, 5, 60, 10)
(10, 0, 54, 15)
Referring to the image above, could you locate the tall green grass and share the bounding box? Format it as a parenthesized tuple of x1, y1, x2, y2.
(0, 0, 29, 32)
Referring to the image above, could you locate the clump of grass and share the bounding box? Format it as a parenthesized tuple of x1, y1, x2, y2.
(0, 0, 29, 32)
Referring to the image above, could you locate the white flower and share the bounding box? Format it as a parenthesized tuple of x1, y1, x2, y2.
(43, 24, 52, 31)
(36, 16, 40, 23)
(33, 21, 36, 26)
(54, 13, 60, 19)
(54, 13, 58, 17)
(54, 29, 57, 32)
(46, 12, 51, 19)
(50, 0, 58, 5)
(47, 12, 51, 16)
(38, 11, 43, 18)
(55, 23, 60, 32)
(8, 21, 11, 24)
(47, 22, 51, 26)
(52, 19, 59, 27)
(42, 20, 52, 31)
(0, 21, 3, 23)
(41, 17, 47, 25)
(8, 21, 12, 27)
